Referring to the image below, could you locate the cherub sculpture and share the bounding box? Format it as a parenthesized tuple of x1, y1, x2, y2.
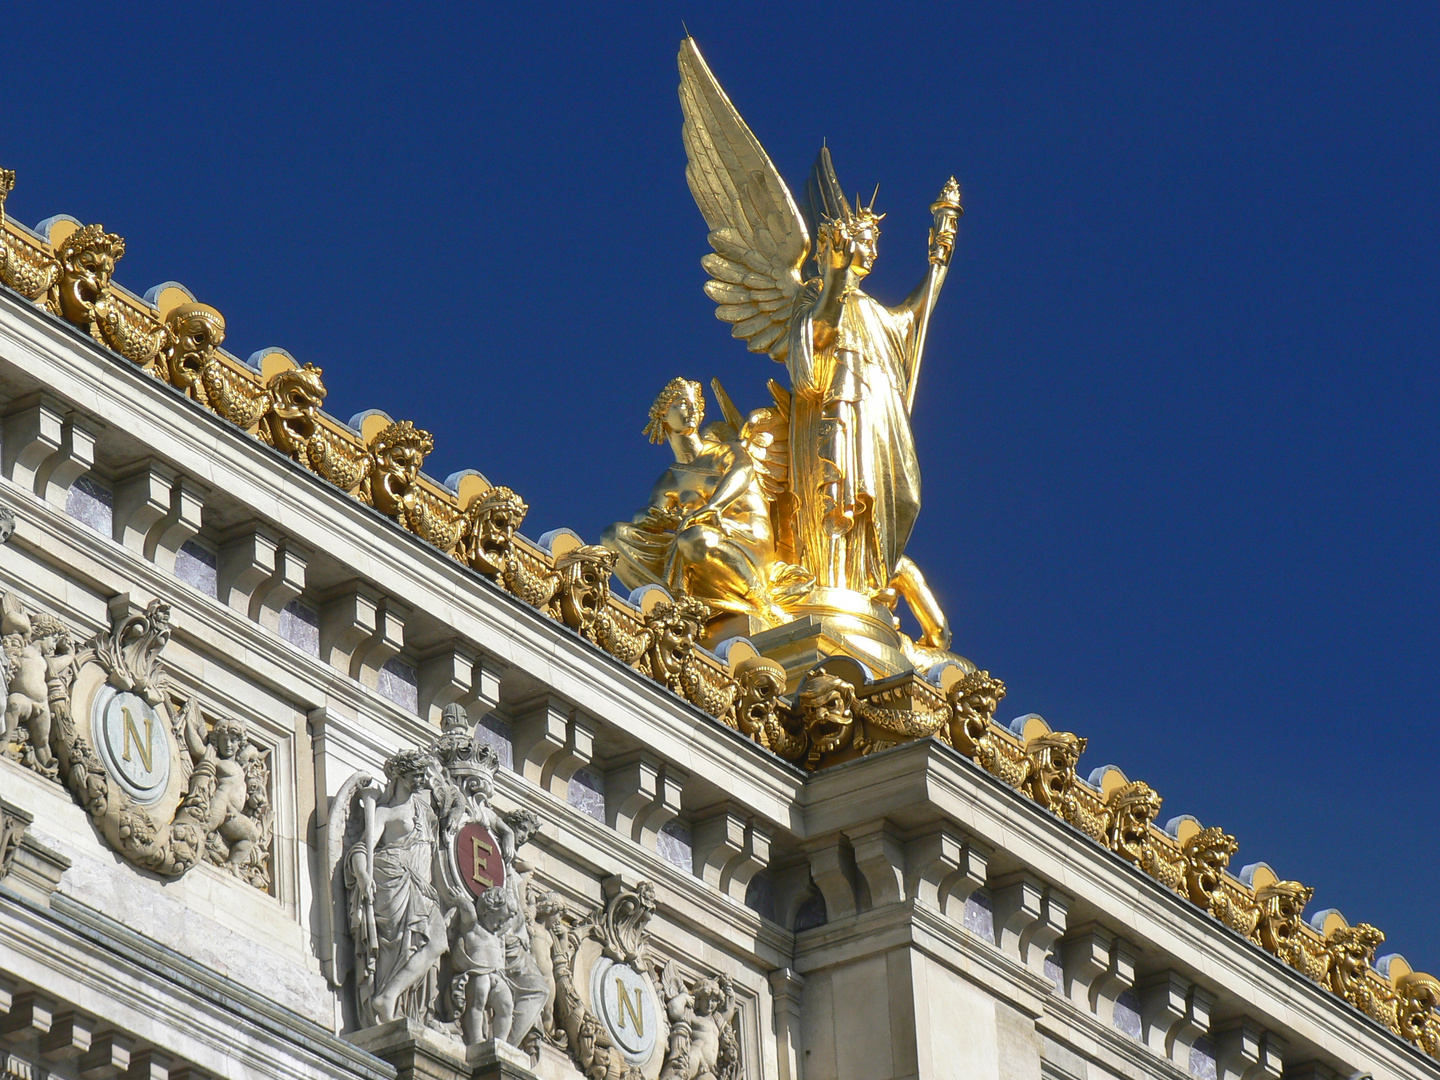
(659, 964, 740, 1080)
(180, 710, 269, 879)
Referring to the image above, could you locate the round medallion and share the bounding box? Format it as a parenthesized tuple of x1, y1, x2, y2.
(91, 686, 170, 805)
(590, 957, 659, 1064)
(455, 820, 506, 897)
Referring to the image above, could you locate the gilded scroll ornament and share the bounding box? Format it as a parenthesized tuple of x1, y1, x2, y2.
(0, 170, 60, 300)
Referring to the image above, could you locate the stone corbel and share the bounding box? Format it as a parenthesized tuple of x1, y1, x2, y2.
(903, 822, 990, 917)
(1061, 924, 1137, 1024)
(350, 596, 408, 688)
(216, 523, 280, 614)
(604, 752, 686, 849)
(78, 1032, 134, 1080)
(845, 820, 905, 909)
(768, 968, 806, 1080)
(1215, 1023, 1285, 1080)
(992, 872, 1070, 975)
(39, 1012, 99, 1062)
(0, 991, 56, 1044)
(249, 539, 309, 630)
(692, 807, 771, 901)
(512, 695, 594, 797)
(1138, 971, 1213, 1066)
(125, 1047, 173, 1080)
(417, 643, 502, 725)
(2, 395, 99, 507)
(805, 833, 861, 921)
(111, 460, 207, 570)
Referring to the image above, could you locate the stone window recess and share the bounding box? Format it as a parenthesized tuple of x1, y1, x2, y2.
(174, 539, 218, 597)
(744, 872, 776, 921)
(65, 474, 112, 535)
(1188, 1036, 1217, 1080)
(278, 599, 320, 656)
(474, 714, 514, 769)
(377, 657, 418, 713)
(1113, 989, 1143, 1040)
(963, 888, 995, 944)
(566, 767, 605, 822)
(1043, 953, 1063, 991)
(657, 817, 693, 872)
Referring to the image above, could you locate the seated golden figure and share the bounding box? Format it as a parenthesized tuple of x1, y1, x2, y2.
(602, 377, 810, 624)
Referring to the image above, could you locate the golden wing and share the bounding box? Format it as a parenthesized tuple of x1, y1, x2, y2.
(679, 38, 810, 362)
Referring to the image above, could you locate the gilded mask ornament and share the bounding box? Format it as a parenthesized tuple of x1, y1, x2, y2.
(946, 669, 1005, 757)
(1253, 880, 1315, 965)
(1105, 780, 1163, 865)
(733, 656, 787, 744)
(795, 672, 856, 768)
(1022, 731, 1086, 813)
(552, 544, 617, 634)
(1323, 923, 1385, 1006)
(363, 419, 434, 518)
(1181, 826, 1238, 912)
(641, 597, 707, 692)
(160, 302, 226, 396)
(52, 223, 123, 333)
(1396, 973, 1440, 1055)
(261, 363, 329, 459)
(464, 486, 529, 577)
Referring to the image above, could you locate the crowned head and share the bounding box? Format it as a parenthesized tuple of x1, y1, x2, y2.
(645, 377, 704, 444)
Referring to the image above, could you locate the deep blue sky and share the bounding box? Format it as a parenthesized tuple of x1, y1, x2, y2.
(5, 5, 1436, 967)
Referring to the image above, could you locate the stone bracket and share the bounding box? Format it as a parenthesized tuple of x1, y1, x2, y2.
(40, 1011, 99, 1062)
(1139, 970, 1213, 1065)
(110, 460, 207, 570)
(250, 539, 309, 630)
(3, 394, 99, 507)
(417, 644, 502, 725)
(845, 820, 906, 909)
(513, 696, 594, 797)
(806, 834, 861, 921)
(605, 752, 686, 849)
(1215, 1023, 1285, 1080)
(0, 991, 57, 1043)
(693, 807, 770, 901)
(78, 1031, 134, 1080)
(903, 823, 990, 917)
(1061, 923, 1137, 1024)
(992, 871, 1070, 975)
(216, 524, 280, 614)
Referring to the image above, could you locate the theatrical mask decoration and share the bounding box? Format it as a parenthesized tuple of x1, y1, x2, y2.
(0, 593, 273, 886)
(604, 39, 968, 677)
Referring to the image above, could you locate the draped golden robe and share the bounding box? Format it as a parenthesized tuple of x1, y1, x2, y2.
(787, 287, 923, 594)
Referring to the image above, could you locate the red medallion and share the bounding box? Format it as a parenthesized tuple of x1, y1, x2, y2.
(455, 821, 506, 896)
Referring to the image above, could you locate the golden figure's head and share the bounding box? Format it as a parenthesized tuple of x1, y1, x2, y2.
(644, 596, 709, 679)
(367, 420, 434, 515)
(797, 672, 856, 766)
(1324, 923, 1385, 1000)
(1182, 826, 1238, 907)
(1023, 731, 1087, 811)
(645, 377, 704, 444)
(55, 223, 124, 324)
(818, 204, 884, 278)
(162, 303, 226, 394)
(264, 363, 328, 455)
(1106, 780, 1162, 864)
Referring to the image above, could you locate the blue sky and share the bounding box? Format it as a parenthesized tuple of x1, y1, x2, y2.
(4, 4, 1436, 966)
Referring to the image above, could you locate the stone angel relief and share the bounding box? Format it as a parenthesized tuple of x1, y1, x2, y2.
(606, 39, 970, 676)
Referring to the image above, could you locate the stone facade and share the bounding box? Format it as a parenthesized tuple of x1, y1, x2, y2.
(0, 277, 1435, 1080)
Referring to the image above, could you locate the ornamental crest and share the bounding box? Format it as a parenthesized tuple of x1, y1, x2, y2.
(0, 593, 272, 884)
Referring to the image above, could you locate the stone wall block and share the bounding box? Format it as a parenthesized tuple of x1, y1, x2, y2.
(693, 808, 770, 900)
(216, 524, 280, 613)
(806, 834, 860, 920)
(0, 992, 55, 1043)
(1215, 1023, 1285, 1080)
(2, 394, 64, 491)
(250, 539, 309, 630)
(35, 412, 99, 507)
(78, 1032, 134, 1080)
(39, 1012, 98, 1061)
(903, 823, 989, 917)
(845, 820, 905, 910)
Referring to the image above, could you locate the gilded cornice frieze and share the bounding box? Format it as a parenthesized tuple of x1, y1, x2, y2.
(1, 166, 1435, 1058)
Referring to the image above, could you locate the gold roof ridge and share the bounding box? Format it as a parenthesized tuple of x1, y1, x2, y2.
(1, 167, 1435, 1056)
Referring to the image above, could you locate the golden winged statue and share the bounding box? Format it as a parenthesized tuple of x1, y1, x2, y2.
(604, 38, 968, 676)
